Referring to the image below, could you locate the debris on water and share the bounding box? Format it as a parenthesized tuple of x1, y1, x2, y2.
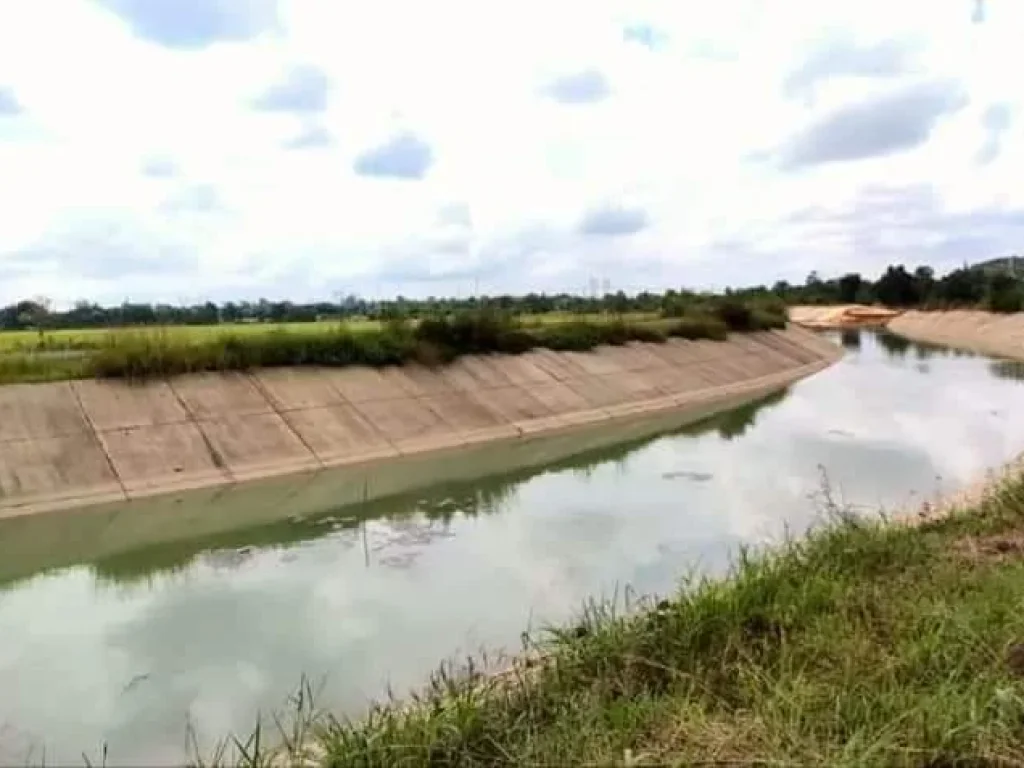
(122, 673, 150, 694)
(661, 470, 713, 482)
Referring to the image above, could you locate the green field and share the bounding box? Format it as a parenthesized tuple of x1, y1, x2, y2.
(0, 312, 662, 354)
(0, 310, 716, 385)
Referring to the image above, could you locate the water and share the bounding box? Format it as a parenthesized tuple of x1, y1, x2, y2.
(1, 331, 1022, 765)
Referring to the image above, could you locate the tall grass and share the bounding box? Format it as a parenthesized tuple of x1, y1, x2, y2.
(80, 306, 776, 382)
(197, 472, 1024, 767)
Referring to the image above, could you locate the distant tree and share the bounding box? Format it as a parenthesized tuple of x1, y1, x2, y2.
(837, 273, 863, 304)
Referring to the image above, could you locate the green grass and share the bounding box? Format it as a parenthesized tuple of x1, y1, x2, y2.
(0, 313, 660, 353)
(202, 471, 1024, 767)
(0, 304, 783, 384)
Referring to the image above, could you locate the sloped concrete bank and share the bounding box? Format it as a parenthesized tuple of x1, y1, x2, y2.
(887, 310, 1024, 361)
(0, 328, 840, 522)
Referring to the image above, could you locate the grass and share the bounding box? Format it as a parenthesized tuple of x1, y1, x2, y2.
(0, 313, 661, 353)
(200, 470, 1024, 767)
(0, 303, 785, 384)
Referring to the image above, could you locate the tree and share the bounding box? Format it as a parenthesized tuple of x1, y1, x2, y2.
(837, 273, 863, 304)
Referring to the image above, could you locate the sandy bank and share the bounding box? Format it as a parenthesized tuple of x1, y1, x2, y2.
(788, 304, 902, 329)
(887, 310, 1024, 362)
(0, 328, 840, 520)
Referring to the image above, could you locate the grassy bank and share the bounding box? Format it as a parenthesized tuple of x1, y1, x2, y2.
(0, 301, 785, 383)
(217, 470, 1024, 767)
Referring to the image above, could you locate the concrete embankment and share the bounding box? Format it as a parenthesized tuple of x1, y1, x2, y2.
(0, 328, 840, 520)
(887, 310, 1024, 362)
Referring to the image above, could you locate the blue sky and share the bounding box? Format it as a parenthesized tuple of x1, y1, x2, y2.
(0, 0, 1021, 307)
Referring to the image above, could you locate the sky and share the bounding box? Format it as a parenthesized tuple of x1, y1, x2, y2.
(0, 0, 1022, 307)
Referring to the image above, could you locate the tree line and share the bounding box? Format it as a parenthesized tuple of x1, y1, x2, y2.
(771, 259, 1023, 312)
(1, 258, 1020, 331)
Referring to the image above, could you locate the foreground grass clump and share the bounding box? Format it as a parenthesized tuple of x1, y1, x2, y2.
(224, 474, 1024, 767)
(83, 309, 749, 381)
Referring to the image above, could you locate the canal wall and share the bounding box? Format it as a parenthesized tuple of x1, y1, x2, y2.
(887, 310, 1024, 362)
(0, 327, 840, 520)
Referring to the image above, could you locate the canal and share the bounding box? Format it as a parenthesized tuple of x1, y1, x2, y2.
(1, 330, 1022, 765)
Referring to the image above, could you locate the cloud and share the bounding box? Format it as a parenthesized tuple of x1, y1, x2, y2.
(353, 133, 433, 180)
(541, 69, 611, 104)
(976, 103, 1012, 165)
(141, 156, 177, 178)
(95, 0, 280, 49)
(784, 185, 1024, 273)
(158, 183, 222, 215)
(783, 34, 917, 100)
(437, 203, 472, 228)
(283, 124, 333, 150)
(623, 23, 668, 50)
(579, 205, 649, 236)
(778, 80, 969, 169)
(0, 87, 21, 116)
(9, 215, 200, 284)
(251, 66, 330, 114)
(2, 0, 1024, 305)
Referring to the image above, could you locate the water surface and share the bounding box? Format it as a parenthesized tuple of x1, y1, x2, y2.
(1, 330, 1022, 765)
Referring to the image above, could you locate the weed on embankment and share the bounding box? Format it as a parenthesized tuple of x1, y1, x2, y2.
(3, 300, 782, 383)
(197, 471, 1024, 767)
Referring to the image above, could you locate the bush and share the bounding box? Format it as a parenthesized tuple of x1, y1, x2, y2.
(80, 307, 777, 382)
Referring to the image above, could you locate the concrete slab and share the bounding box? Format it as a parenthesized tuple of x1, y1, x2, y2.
(486, 355, 557, 385)
(381, 364, 455, 397)
(702, 355, 759, 385)
(641, 364, 704, 396)
(523, 349, 589, 381)
(748, 332, 807, 366)
(605, 394, 679, 420)
(438, 359, 483, 391)
(170, 372, 273, 420)
(689, 361, 740, 386)
(252, 368, 347, 411)
(72, 379, 190, 431)
(197, 412, 320, 481)
(98, 422, 230, 496)
(352, 397, 464, 454)
(0, 382, 91, 441)
(422, 392, 520, 443)
(565, 376, 632, 408)
(759, 331, 818, 364)
(563, 349, 625, 375)
(326, 366, 407, 403)
(526, 380, 593, 414)
(282, 404, 398, 466)
(458, 356, 516, 388)
(728, 336, 791, 376)
(665, 339, 717, 363)
(626, 342, 676, 369)
(472, 385, 554, 423)
(597, 370, 663, 401)
(605, 344, 670, 372)
(0, 434, 124, 514)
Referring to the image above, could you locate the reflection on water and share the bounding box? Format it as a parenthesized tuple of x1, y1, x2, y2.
(84, 388, 789, 589)
(991, 359, 1024, 382)
(840, 329, 862, 350)
(2, 330, 1024, 766)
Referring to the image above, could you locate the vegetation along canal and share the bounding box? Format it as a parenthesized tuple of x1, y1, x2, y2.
(1, 329, 1023, 765)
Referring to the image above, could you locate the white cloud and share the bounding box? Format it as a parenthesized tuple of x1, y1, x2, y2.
(1, 0, 1023, 306)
